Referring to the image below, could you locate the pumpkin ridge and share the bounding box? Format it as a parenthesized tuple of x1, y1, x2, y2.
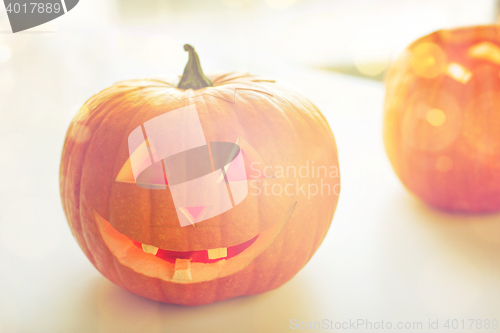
(79, 90, 146, 257)
(109, 94, 167, 246)
(211, 72, 250, 83)
(65, 96, 119, 262)
(61, 132, 95, 260)
(202, 97, 224, 249)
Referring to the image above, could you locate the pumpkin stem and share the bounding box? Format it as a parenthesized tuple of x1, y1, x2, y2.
(177, 44, 213, 90)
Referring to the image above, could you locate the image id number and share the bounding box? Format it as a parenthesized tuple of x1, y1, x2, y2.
(6, 2, 62, 14)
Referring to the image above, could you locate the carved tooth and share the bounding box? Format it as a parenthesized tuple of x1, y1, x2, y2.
(207, 247, 228, 260)
(172, 258, 192, 282)
(141, 244, 159, 255)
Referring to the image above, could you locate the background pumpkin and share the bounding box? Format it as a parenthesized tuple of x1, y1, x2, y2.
(384, 25, 500, 213)
(60, 45, 340, 305)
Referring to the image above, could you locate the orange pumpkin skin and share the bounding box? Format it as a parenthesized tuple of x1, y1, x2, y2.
(384, 25, 500, 213)
(60, 73, 340, 305)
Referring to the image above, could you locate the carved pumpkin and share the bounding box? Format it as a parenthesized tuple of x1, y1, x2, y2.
(60, 45, 340, 305)
(384, 26, 500, 213)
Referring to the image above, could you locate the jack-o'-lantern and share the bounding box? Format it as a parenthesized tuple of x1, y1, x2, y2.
(60, 45, 340, 305)
(384, 25, 500, 213)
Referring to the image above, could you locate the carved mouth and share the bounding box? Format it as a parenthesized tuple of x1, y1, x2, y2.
(95, 202, 296, 284)
(135, 235, 259, 264)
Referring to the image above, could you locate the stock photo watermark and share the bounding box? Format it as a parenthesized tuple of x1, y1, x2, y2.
(3, 0, 79, 32)
(248, 161, 340, 200)
(290, 318, 499, 330)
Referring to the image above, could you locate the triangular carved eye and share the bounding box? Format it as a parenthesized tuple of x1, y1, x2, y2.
(468, 41, 500, 65)
(115, 139, 168, 189)
(115, 158, 135, 184)
(234, 136, 275, 179)
(115, 138, 163, 186)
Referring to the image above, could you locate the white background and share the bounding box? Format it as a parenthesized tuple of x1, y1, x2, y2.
(0, 0, 499, 332)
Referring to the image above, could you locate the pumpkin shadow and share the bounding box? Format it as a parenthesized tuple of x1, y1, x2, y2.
(405, 194, 500, 270)
(57, 271, 319, 333)
(154, 275, 321, 333)
(376, 192, 500, 316)
(379, 191, 500, 270)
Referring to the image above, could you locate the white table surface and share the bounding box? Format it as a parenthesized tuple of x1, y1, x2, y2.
(1, 1, 500, 332)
